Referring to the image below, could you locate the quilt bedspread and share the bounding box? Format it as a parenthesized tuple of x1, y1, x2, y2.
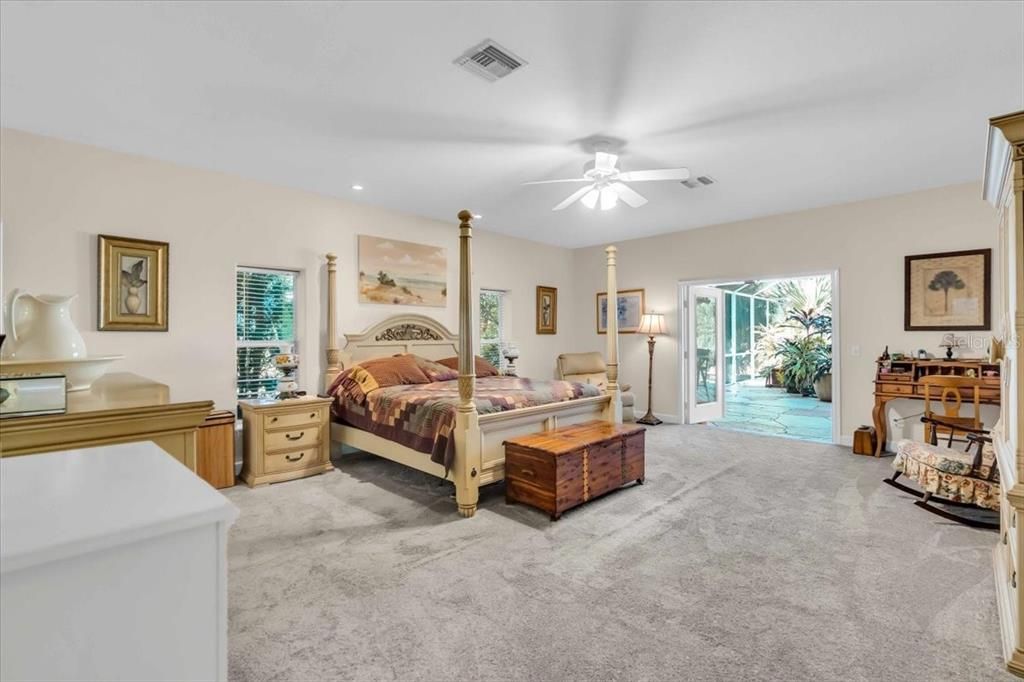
(330, 376, 602, 471)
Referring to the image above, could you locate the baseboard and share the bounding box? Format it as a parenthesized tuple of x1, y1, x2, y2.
(654, 412, 681, 424)
(993, 544, 1024, 677)
(838, 434, 854, 447)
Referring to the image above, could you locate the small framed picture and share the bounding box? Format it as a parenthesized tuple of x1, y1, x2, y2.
(904, 249, 991, 331)
(596, 288, 645, 334)
(536, 285, 557, 334)
(98, 235, 169, 331)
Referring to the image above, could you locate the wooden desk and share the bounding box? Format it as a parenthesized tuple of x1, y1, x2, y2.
(872, 359, 1000, 456)
(0, 372, 213, 470)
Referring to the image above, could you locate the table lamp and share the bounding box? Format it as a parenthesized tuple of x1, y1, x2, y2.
(636, 312, 667, 425)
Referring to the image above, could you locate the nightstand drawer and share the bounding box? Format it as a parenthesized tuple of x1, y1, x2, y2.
(264, 447, 320, 474)
(265, 426, 319, 452)
(264, 407, 325, 432)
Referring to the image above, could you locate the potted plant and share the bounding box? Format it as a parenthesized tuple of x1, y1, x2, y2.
(775, 336, 825, 396)
(812, 345, 832, 402)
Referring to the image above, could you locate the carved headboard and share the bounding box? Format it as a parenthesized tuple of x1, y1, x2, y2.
(340, 314, 459, 366)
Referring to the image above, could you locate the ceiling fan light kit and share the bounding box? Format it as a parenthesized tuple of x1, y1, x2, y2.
(525, 151, 692, 212)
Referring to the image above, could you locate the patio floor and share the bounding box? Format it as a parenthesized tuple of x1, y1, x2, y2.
(711, 379, 833, 443)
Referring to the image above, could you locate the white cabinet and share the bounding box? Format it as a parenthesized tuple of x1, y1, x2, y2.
(1, 442, 239, 681)
(985, 110, 1024, 677)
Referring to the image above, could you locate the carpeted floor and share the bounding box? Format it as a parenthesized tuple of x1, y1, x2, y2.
(223, 425, 1008, 681)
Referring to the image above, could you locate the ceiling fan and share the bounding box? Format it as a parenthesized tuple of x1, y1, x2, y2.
(523, 152, 690, 211)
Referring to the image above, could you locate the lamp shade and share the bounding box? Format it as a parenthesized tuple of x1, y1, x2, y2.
(637, 312, 667, 336)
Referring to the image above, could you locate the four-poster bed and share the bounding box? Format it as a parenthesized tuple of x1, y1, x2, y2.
(322, 211, 624, 517)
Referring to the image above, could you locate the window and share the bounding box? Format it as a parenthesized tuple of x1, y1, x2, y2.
(236, 267, 298, 400)
(479, 289, 507, 370)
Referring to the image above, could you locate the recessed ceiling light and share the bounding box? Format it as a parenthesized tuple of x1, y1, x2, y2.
(352, 184, 364, 191)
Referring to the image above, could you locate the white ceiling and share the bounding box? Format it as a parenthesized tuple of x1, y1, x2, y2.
(1, 1, 1021, 248)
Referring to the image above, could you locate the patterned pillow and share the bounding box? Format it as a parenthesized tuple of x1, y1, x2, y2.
(331, 355, 430, 403)
(406, 355, 460, 382)
(436, 355, 500, 377)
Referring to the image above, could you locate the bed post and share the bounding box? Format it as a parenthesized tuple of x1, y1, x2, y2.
(454, 210, 481, 518)
(323, 252, 342, 391)
(605, 245, 623, 424)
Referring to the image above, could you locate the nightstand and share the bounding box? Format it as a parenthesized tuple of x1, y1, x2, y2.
(239, 395, 334, 487)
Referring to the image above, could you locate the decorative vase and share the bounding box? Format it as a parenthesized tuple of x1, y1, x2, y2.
(125, 287, 142, 314)
(0, 290, 88, 361)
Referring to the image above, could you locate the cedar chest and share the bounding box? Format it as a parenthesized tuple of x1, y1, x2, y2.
(504, 420, 645, 520)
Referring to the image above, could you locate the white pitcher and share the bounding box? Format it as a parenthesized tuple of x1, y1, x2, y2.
(1, 290, 88, 361)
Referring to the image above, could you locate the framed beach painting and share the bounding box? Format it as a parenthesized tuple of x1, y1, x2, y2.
(596, 288, 645, 334)
(904, 249, 991, 331)
(536, 285, 557, 334)
(358, 236, 447, 308)
(98, 234, 168, 331)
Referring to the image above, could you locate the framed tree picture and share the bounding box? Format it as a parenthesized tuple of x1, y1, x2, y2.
(536, 285, 557, 334)
(98, 235, 169, 331)
(904, 249, 991, 331)
(596, 288, 645, 334)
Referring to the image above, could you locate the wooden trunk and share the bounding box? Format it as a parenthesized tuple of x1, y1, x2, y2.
(504, 420, 645, 520)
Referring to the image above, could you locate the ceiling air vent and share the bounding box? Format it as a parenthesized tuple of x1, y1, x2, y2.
(454, 39, 527, 82)
(682, 175, 716, 189)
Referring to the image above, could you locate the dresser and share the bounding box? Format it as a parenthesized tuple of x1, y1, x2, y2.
(0, 442, 238, 681)
(0, 372, 213, 471)
(239, 395, 334, 487)
(985, 110, 1024, 677)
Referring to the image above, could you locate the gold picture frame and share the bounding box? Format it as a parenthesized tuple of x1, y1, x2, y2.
(536, 285, 557, 334)
(98, 234, 169, 331)
(596, 288, 645, 334)
(904, 249, 991, 331)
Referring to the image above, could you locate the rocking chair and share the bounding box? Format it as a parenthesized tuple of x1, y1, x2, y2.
(882, 376, 999, 530)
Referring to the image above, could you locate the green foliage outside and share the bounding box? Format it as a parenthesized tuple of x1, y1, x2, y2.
(752, 276, 832, 394)
(480, 291, 502, 368)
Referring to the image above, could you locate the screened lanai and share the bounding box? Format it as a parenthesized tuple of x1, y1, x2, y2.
(703, 277, 833, 443)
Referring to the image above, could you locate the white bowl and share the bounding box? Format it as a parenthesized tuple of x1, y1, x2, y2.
(0, 355, 125, 391)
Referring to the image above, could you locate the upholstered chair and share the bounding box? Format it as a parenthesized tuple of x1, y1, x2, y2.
(557, 351, 636, 422)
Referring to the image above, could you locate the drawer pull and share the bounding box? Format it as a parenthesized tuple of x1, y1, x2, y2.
(285, 452, 305, 463)
(519, 468, 535, 478)
(271, 416, 278, 423)
(1013, 571, 1017, 589)
(310, 412, 317, 419)
(285, 431, 305, 441)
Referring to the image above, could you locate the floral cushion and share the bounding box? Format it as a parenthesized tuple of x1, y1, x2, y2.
(893, 439, 1000, 511)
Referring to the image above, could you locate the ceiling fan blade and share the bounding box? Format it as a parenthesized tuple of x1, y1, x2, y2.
(552, 184, 597, 211)
(594, 152, 619, 172)
(609, 182, 648, 208)
(522, 178, 590, 185)
(617, 168, 690, 182)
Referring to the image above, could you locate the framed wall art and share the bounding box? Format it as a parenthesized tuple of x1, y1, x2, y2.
(596, 288, 645, 334)
(536, 285, 557, 334)
(358, 235, 446, 307)
(98, 234, 169, 331)
(904, 248, 991, 331)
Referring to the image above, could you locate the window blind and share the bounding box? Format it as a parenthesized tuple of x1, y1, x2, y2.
(236, 267, 298, 400)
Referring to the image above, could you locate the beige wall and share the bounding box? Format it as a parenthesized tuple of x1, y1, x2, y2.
(1, 129, 1002, 443)
(0, 129, 578, 409)
(570, 183, 1001, 443)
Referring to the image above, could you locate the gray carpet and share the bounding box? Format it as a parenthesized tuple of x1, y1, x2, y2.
(223, 425, 1009, 681)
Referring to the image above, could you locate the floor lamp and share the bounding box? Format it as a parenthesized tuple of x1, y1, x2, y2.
(636, 312, 666, 426)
